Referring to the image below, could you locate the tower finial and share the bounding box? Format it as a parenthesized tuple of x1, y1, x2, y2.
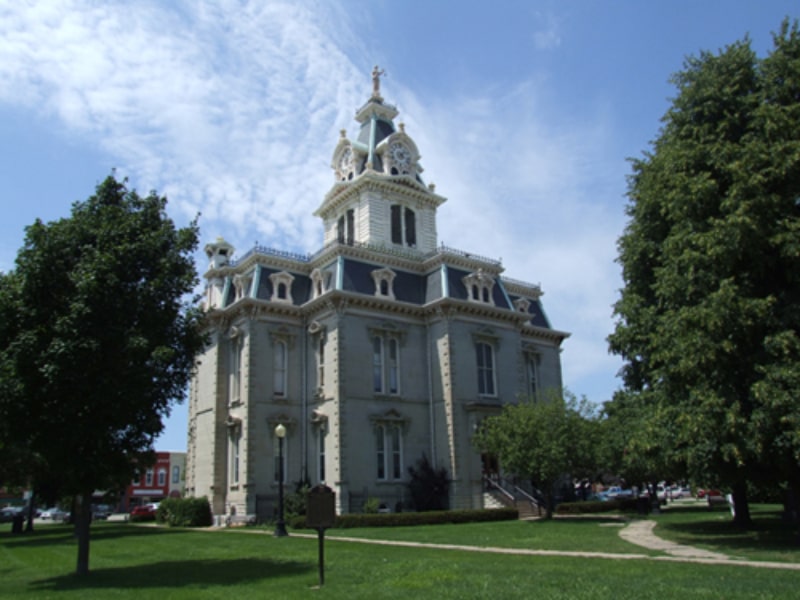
(371, 65, 385, 99)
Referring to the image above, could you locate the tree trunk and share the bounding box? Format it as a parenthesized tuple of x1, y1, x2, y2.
(74, 492, 93, 576)
(545, 489, 555, 520)
(731, 481, 752, 528)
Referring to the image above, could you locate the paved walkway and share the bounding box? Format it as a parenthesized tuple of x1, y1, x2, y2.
(282, 521, 800, 571)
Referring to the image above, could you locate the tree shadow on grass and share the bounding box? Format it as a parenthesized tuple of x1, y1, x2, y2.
(658, 510, 800, 556)
(1, 522, 185, 548)
(30, 557, 313, 592)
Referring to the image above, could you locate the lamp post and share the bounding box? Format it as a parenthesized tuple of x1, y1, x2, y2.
(274, 423, 288, 537)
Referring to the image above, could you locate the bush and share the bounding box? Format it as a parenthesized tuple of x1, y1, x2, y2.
(555, 498, 640, 515)
(156, 497, 213, 527)
(362, 497, 381, 514)
(407, 454, 450, 511)
(292, 507, 518, 530)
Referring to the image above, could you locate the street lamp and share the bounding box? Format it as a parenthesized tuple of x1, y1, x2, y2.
(274, 423, 288, 537)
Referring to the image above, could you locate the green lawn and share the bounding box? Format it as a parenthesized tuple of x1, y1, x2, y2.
(1, 511, 798, 599)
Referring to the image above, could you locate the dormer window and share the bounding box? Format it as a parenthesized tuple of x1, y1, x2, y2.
(233, 272, 253, 301)
(310, 269, 329, 299)
(463, 269, 495, 305)
(269, 271, 295, 304)
(514, 298, 531, 313)
(371, 267, 396, 300)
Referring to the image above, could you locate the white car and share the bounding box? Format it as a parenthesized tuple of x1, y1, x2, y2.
(40, 507, 66, 521)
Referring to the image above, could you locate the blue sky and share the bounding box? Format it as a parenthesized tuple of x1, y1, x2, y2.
(1, 1, 796, 452)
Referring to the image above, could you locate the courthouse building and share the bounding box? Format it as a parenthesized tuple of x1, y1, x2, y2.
(185, 73, 569, 519)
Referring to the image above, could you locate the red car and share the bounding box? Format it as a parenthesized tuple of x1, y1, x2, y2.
(130, 504, 158, 519)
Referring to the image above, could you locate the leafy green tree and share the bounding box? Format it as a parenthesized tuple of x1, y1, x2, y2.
(473, 391, 599, 519)
(0, 176, 205, 575)
(608, 20, 800, 527)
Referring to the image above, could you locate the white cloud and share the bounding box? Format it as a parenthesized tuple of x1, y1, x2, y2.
(0, 0, 625, 404)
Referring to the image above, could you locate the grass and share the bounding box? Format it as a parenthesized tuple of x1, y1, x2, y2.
(651, 502, 800, 564)
(1, 508, 798, 599)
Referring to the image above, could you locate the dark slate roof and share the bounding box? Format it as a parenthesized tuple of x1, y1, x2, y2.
(341, 259, 427, 304)
(507, 294, 551, 329)
(445, 266, 512, 309)
(254, 266, 312, 306)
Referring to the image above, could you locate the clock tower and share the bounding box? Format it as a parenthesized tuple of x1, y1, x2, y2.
(315, 67, 445, 254)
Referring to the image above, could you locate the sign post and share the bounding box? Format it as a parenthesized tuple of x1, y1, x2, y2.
(305, 485, 336, 586)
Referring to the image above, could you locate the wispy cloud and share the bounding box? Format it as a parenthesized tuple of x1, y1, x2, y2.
(0, 0, 624, 402)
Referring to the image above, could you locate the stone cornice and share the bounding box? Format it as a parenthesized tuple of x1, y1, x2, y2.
(315, 172, 445, 219)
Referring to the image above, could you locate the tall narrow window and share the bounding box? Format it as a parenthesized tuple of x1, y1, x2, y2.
(318, 427, 326, 483)
(229, 336, 243, 404)
(476, 342, 495, 396)
(145, 468, 154, 486)
(390, 204, 416, 248)
(158, 468, 166, 486)
(527, 354, 539, 399)
(317, 337, 325, 391)
(404, 207, 416, 247)
(230, 436, 240, 485)
(172, 465, 181, 484)
(391, 205, 402, 244)
(373, 336, 384, 393)
(377, 424, 403, 480)
(388, 338, 399, 394)
(346, 209, 355, 245)
(274, 341, 287, 397)
(376, 426, 386, 479)
(337, 215, 345, 243)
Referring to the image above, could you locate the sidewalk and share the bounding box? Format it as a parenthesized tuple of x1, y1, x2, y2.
(282, 523, 800, 571)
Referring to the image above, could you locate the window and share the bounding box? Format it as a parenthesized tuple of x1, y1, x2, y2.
(337, 209, 355, 245)
(371, 267, 396, 300)
(274, 340, 287, 397)
(390, 204, 416, 247)
(476, 342, 496, 396)
(388, 338, 399, 394)
(230, 436, 240, 486)
(158, 468, 166, 486)
(229, 334, 244, 404)
(373, 336, 384, 393)
(269, 272, 295, 303)
(172, 465, 181, 484)
(370, 327, 403, 395)
(317, 336, 325, 391)
(132, 470, 141, 486)
(145, 468, 154, 486)
(463, 270, 495, 305)
(527, 354, 539, 399)
(377, 424, 403, 480)
(317, 427, 326, 483)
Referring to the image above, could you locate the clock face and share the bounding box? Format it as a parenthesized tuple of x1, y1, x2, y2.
(390, 143, 411, 168)
(339, 147, 353, 170)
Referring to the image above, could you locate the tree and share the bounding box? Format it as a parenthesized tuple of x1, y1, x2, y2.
(407, 454, 450, 512)
(608, 20, 800, 527)
(0, 176, 206, 575)
(473, 391, 599, 519)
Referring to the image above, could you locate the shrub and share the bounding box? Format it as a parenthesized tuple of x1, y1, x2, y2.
(362, 497, 381, 514)
(555, 498, 640, 515)
(156, 497, 213, 527)
(407, 454, 450, 511)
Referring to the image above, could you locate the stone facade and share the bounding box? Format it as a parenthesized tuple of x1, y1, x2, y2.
(186, 79, 569, 520)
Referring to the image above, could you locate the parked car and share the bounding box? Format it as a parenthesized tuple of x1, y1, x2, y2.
(92, 504, 112, 520)
(130, 503, 159, 519)
(40, 507, 67, 521)
(0, 506, 24, 523)
(606, 486, 634, 499)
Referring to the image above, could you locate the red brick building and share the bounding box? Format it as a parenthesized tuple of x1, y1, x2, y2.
(123, 451, 185, 510)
